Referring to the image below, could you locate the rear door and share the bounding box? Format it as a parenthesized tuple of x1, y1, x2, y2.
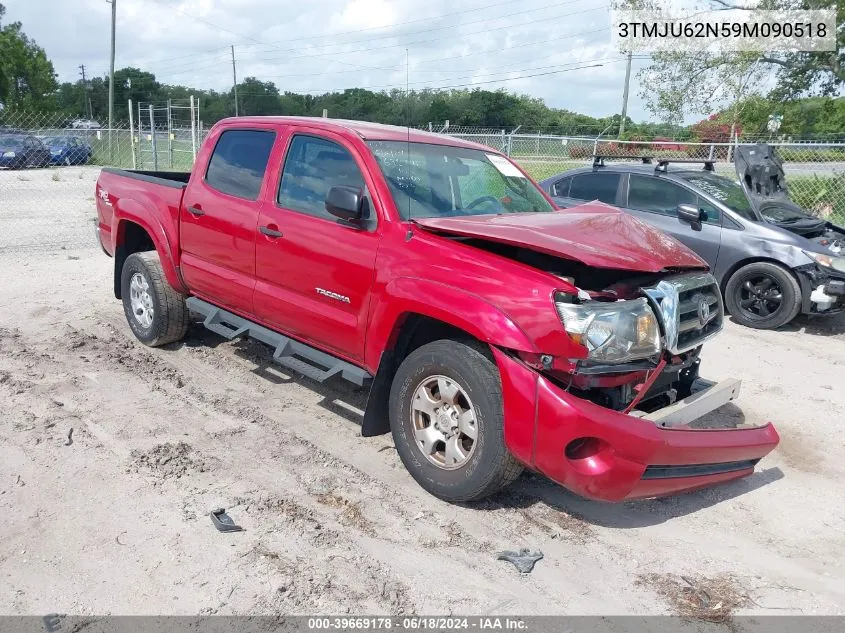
(179, 126, 277, 316)
(623, 174, 723, 267)
(548, 171, 623, 208)
(253, 130, 382, 362)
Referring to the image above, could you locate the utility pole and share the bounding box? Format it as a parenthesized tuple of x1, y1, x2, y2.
(618, 51, 632, 138)
(231, 45, 239, 117)
(79, 65, 91, 119)
(108, 0, 117, 159)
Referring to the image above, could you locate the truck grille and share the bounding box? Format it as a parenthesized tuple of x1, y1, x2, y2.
(644, 273, 724, 354)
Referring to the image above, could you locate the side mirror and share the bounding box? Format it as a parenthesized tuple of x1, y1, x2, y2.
(677, 203, 705, 231)
(325, 185, 363, 222)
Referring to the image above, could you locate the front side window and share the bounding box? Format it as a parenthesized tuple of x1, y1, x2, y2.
(568, 172, 620, 204)
(278, 135, 367, 220)
(368, 141, 554, 219)
(679, 172, 757, 221)
(628, 175, 697, 216)
(697, 197, 722, 225)
(205, 129, 276, 200)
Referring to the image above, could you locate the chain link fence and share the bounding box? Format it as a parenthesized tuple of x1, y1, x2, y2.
(1, 111, 843, 251)
(0, 110, 203, 250)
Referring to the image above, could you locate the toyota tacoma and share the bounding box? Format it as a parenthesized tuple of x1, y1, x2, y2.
(95, 117, 779, 503)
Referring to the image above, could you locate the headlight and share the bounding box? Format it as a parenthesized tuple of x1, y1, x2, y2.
(555, 295, 662, 363)
(2, 151, 15, 157)
(805, 251, 845, 274)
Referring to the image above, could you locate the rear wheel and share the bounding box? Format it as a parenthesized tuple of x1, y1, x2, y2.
(725, 262, 801, 329)
(120, 251, 190, 346)
(389, 339, 522, 502)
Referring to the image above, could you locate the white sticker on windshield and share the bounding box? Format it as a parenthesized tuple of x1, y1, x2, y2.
(486, 154, 525, 178)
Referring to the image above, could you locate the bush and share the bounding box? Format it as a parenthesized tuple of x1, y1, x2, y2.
(787, 175, 845, 223)
(776, 147, 845, 163)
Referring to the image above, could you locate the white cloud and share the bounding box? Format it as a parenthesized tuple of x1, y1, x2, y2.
(3, 0, 666, 123)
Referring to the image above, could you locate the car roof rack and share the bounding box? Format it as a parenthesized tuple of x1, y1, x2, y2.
(592, 155, 653, 167)
(654, 158, 715, 172)
(592, 154, 716, 172)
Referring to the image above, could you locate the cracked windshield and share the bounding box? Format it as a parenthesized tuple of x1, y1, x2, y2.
(368, 140, 555, 219)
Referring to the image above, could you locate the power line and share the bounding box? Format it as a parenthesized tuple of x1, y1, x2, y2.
(140, 0, 597, 75)
(237, 2, 605, 66)
(235, 59, 617, 96)
(251, 27, 616, 81)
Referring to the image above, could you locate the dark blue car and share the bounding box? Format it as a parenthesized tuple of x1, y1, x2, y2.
(0, 135, 52, 169)
(39, 135, 92, 165)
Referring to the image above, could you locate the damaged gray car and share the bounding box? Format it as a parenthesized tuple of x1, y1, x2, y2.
(540, 143, 845, 329)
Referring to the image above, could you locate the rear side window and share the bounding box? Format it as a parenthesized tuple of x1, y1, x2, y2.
(552, 177, 571, 197)
(568, 172, 620, 204)
(628, 174, 696, 216)
(205, 129, 276, 200)
(278, 135, 366, 220)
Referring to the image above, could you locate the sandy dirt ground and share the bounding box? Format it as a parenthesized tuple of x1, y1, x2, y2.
(1, 168, 844, 619)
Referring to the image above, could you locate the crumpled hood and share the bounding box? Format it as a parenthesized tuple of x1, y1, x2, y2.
(413, 202, 708, 273)
(734, 143, 790, 209)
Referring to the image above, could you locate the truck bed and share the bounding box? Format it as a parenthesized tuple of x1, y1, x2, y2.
(100, 168, 191, 188)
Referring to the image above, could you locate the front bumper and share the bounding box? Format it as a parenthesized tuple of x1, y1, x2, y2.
(494, 349, 779, 502)
(798, 266, 845, 314)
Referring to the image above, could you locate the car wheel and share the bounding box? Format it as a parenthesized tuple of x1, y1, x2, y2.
(389, 339, 523, 502)
(120, 251, 190, 347)
(725, 262, 801, 329)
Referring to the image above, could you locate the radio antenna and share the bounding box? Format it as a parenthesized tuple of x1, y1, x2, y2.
(405, 47, 412, 222)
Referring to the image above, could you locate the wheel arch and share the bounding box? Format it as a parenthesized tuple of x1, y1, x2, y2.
(719, 256, 801, 296)
(361, 310, 511, 438)
(113, 216, 182, 299)
(721, 257, 804, 323)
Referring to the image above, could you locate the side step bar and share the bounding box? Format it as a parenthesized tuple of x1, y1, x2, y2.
(186, 297, 372, 387)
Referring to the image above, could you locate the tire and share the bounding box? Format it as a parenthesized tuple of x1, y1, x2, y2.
(724, 261, 801, 329)
(120, 251, 190, 347)
(388, 339, 522, 502)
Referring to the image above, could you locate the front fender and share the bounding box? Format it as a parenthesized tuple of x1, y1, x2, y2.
(364, 276, 537, 371)
(113, 200, 185, 295)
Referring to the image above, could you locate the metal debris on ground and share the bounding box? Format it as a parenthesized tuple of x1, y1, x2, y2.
(210, 508, 243, 533)
(65, 427, 73, 446)
(497, 548, 544, 573)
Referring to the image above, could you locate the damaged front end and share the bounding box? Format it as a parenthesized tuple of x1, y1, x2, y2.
(540, 270, 730, 422)
(500, 269, 778, 501)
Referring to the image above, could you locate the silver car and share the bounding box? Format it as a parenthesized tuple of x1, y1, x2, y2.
(540, 145, 845, 330)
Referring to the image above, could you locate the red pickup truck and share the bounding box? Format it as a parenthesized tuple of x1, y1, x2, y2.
(95, 117, 779, 503)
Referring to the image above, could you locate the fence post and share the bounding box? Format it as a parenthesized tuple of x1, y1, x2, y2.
(506, 125, 520, 157)
(190, 95, 197, 161)
(128, 98, 136, 169)
(149, 105, 158, 171)
(168, 101, 174, 168)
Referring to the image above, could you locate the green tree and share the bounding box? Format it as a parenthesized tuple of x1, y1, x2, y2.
(621, 0, 843, 127)
(236, 77, 281, 116)
(0, 2, 57, 110)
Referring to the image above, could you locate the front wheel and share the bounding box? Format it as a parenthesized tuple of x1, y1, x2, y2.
(389, 339, 522, 502)
(724, 262, 801, 329)
(120, 251, 190, 346)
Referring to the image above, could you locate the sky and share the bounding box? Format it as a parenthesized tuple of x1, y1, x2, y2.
(5, 0, 658, 123)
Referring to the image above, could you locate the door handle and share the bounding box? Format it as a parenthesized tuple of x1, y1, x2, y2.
(259, 225, 283, 238)
(187, 205, 204, 216)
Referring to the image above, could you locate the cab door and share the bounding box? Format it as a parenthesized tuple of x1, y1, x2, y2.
(179, 127, 277, 316)
(623, 173, 723, 268)
(253, 130, 382, 362)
